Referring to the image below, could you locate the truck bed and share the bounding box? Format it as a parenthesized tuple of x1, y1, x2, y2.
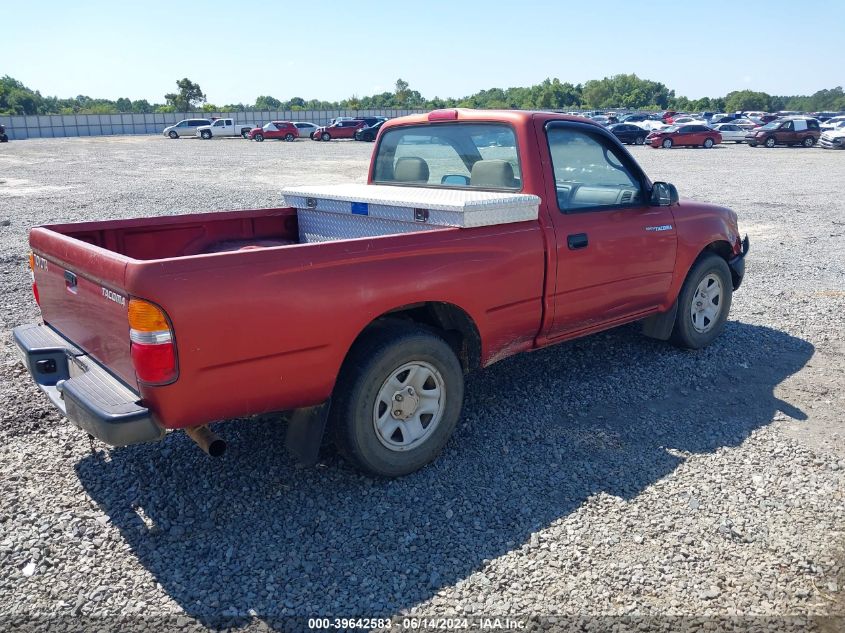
(30, 206, 545, 428)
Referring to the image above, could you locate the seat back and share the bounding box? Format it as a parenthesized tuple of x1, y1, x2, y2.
(470, 159, 516, 188)
(393, 157, 430, 183)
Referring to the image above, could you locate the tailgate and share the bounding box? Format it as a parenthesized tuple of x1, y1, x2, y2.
(30, 228, 136, 389)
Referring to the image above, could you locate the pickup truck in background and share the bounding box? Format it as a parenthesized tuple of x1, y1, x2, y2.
(15, 109, 748, 477)
(196, 118, 254, 139)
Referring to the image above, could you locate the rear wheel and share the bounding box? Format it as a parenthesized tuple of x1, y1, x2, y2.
(635, 136, 646, 145)
(662, 138, 673, 149)
(331, 323, 464, 477)
(321, 132, 331, 141)
(802, 136, 815, 147)
(254, 133, 264, 142)
(703, 138, 714, 149)
(285, 133, 295, 141)
(168, 130, 178, 139)
(764, 136, 776, 148)
(670, 254, 732, 350)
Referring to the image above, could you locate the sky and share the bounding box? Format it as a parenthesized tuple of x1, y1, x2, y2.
(2, 0, 842, 105)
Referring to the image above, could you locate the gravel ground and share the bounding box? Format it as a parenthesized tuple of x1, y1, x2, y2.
(0, 135, 844, 632)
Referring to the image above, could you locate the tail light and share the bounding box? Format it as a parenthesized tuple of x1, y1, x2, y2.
(28, 252, 40, 306)
(128, 299, 178, 384)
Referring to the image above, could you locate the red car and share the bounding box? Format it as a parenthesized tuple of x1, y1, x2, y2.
(647, 124, 722, 149)
(15, 109, 747, 477)
(312, 119, 365, 141)
(247, 121, 299, 142)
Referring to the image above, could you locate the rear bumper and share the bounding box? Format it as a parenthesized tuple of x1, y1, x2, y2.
(729, 235, 750, 290)
(12, 323, 165, 447)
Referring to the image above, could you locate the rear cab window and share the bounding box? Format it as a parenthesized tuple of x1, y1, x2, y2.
(373, 123, 521, 190)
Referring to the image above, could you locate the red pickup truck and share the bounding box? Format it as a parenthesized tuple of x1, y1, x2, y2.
(14, 109, 748, 477)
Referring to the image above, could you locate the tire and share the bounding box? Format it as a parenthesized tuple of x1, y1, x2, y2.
(635, 136, 646, 145)
(321, 132, 331, 142)
(310, 132, 316, 140)
(0, 134, 8, 143)
(669, 254, 733, 350)
(662, 138, 673, 149)
(802, 136, 815, 148)
(285, 133, 295, 142)
(331, 322, 465, 477)
(764, 136, 776, 148)
(168, 130, 178, 139)
(703, 138, 714, 149)
(241, 131, 250, 139)
(254, 134, 264, 142)
(749, 143, 757, 147)
(200, 130, 212, 140)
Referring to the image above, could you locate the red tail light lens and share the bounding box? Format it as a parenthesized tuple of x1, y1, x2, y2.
(128, 299, 178, 384)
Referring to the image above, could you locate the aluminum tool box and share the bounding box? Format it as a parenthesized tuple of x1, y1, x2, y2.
(281, 184, 541, 243)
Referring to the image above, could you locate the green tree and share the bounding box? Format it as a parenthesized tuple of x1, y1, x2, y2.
(724, 90, 771, 113)
(394, 78, 410, 106)
(254, 95, 282, 110)
(164, 78, 206, 112)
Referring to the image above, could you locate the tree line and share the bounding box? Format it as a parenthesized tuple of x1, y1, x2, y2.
(2, 74, 844, 117)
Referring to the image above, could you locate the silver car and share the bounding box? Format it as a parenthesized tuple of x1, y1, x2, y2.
(162, 118, 212, 139)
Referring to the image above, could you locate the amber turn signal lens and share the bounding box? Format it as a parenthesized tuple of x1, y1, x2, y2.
(28, 252, 35, 270)
(128, 299, 170, 332)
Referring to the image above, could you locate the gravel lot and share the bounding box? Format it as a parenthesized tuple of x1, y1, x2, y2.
(1, 135, 844, 632)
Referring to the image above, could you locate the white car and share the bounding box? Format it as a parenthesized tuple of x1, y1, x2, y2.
(821, 116, 845, 132)
(196, 118, 254, 139)
(819, 128, 845, 149)
(292, 121, 320, 139)
(711, 123, 747, 143)
(671, 116, 706, 125)
(162, 118, 211, 139)
(635, 120, 671, 132)
(730, 118, 761, 131)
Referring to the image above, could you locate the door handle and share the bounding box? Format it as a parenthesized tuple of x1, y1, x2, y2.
(64, 270, 78, 294)
(567, 233, 589, 250)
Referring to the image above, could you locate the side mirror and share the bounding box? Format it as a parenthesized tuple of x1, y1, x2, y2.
(650, 181, 679, 207)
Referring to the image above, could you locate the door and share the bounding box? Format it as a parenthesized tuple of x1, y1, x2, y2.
(211, 119, 226, 136)
(541, 121, 678, 337)
(676, 125, 697, 146)
(778, 120, 795, 144)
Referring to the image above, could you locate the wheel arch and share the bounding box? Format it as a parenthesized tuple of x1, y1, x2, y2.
(345, 301, 482, 375)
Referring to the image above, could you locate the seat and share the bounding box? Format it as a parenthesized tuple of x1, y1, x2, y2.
(470, 159, 516, 188)
(393, 157, 429, 183)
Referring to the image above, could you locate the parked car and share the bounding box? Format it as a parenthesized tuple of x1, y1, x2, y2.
(15, 108, 747, 478)
(820, 116, 845, 132)
(819, 128, 845, 150)
(671, 116, 706, 125)
(620, 113, 651, 123)
(647, 124, 722, 148)
(247, 121, 299, 142)
(607, 123, 648, 145)
(312, 119, 366, 141)
(292, 121, 320, 139)
(730, 118, 761, 131)
(354, 117, 387, 127)
(746, 117, 820, 147)
(0, 123, 7, 142)
(196, 118, 254, 140)
(162, 118, 211, 139)
(354, 120, 386, 142)
(711, 123, 746, 143)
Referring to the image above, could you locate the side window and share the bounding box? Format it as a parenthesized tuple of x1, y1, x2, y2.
(807, 120, 819, 129)
(213, 120, 223, 127)
(177, 121, 187, 127)
(547, 126, 643, 213)
(781, 121, 794, 131)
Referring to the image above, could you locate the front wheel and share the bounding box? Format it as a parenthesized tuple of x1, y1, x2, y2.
(254, 134, 264, 142)
(331, 323, 464, 477)
(321, 132, 331, 142)
(200, 130, 212, 140)
(168, 130, 178, 139)
(670, 254, 732, 350)
(802, 136, 815, 147)
(703, 138, 714, 149)
(662, 138, 673, 149)
(764, 136, 776, 148)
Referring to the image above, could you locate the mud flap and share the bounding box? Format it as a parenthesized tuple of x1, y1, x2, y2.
(285, 400, 331, 467)
(641, 301, 678, 341)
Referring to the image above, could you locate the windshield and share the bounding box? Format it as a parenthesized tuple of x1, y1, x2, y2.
(263, 123, 276, 131)
(663, 125, 680, 133)
(373, 123, 521, 190)
(759, 121, 780, 130)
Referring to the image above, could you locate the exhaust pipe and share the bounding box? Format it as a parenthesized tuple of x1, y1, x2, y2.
(185, 426, 226, 457)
